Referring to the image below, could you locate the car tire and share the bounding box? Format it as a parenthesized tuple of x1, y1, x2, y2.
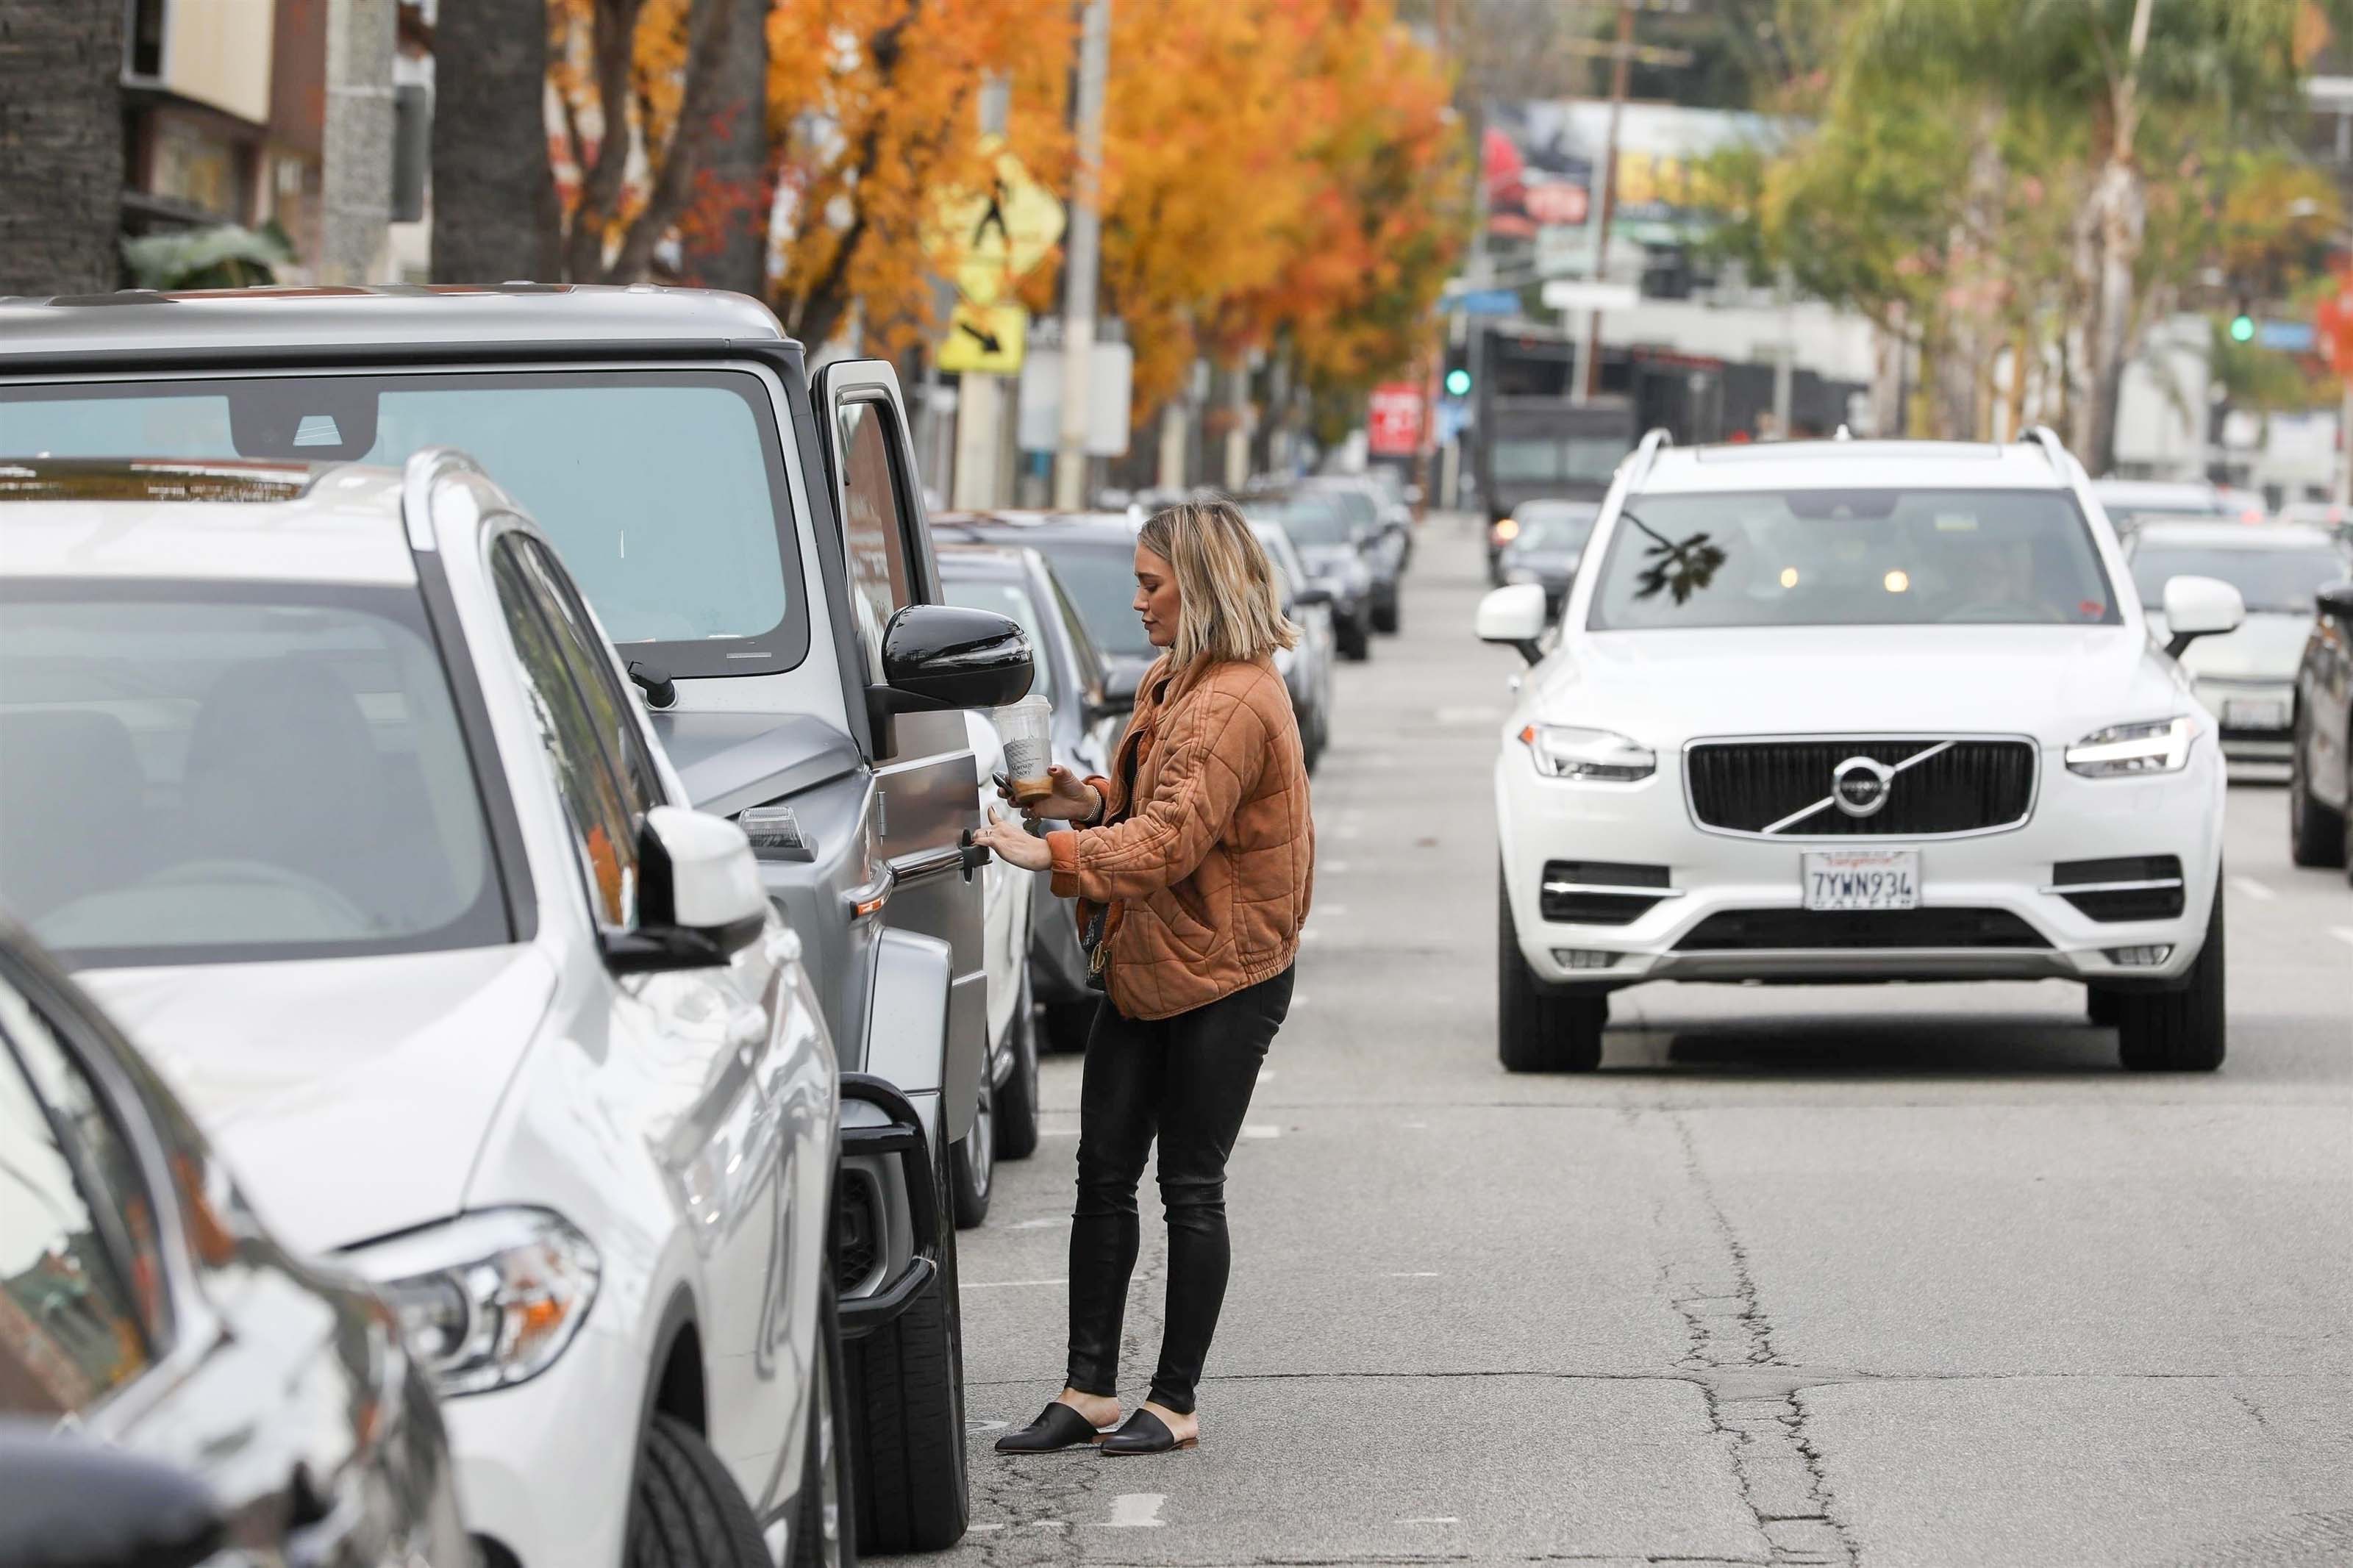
(2287, 730, 2347, 868)
(789, 1274, 856, 1568)
(2115, 884, 2225, 1073)
(849, 1153, 968, 1554)
(625, 1414, 771, 1568)
(1496, 874, 1604, 1073)
(950, 1078, 992, 1228)
(1338, 621, 1371, 662)
(1300, 704, 1325, 776)
(2085, 986, 2124, 1028)
(1371, 598, 1399, 634)
(996, 970, 1040, 1162)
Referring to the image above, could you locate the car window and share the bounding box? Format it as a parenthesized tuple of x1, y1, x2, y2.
(1273, 495, 1355, 548)
(492, 540, 641, 928)
(1043, 540, 1154, 659)
(513, 535, 665, 814)
(0, 371, 809, 681)
(0, 978, 165, 1417)
(1046, 568, 1110, 689)
(940, 574, 1051, 703)
(0, 581, 504, 967)
(2127, 545, 2347, 615)
(1586, 488, 2121, 631)
(835, 398, 918, 685)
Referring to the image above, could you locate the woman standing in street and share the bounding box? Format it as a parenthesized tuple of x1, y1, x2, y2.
(971, 498, 1314, 1457)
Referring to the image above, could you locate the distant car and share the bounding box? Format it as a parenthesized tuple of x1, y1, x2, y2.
(1256, 491, 1376, 659)
(2092, 477, 2261, 540)
(2124, 522, 2352, 765)
(1299, 476, 1409, 633)
(0, 917, 473, 1566)
(2289, 576, 2353, 878)
(950, 704, 1035, 1227)
(1481, 430, 2243, 1075)
(932, 523, 1132, 1051)
(1493, 499, 1601, 612)
(0, 454, 851, 1568)
(1249, 516, 1336, 772)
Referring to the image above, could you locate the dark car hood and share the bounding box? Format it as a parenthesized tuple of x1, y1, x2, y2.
(649, 710, 863, 817)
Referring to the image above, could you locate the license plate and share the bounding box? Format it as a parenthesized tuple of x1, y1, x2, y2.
(1803, 849, 1919, 911)
(2220, 697, 2288, 731)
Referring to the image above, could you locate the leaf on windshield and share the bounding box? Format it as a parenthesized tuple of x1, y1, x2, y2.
(1624, 511, 1727, 605)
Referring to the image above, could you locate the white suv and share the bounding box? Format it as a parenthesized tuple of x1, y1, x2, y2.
(0, 454, 849, 1568)
(1479, 431, 2243, 1074)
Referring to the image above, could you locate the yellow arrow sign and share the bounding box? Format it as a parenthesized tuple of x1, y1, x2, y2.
(937, 301, 1026, 375)
(925, 140, 1065, 309)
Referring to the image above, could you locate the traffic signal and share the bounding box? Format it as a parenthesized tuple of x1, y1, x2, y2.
(2229, 312, 2256, 344)
(1444, 367, 1472, 397)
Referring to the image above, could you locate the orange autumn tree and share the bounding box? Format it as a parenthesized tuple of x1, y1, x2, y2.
(766, 0, 1074, 355)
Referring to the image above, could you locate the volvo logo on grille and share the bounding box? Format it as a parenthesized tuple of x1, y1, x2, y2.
(1831, 756, 1896, 817)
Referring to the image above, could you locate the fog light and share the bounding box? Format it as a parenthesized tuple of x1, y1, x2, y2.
(1552, 948, 1621, 970)
(2103, 945, 2172, 967)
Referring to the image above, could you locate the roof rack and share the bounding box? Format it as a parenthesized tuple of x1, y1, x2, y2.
(2026, 424, 2073, 479)
(1627, 426, 1674, 490)
(400, 447, 482, 554)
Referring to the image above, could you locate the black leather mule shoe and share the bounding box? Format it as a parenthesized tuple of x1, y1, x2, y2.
(1100, 1408, 1197, 1456)
(995, 1402, 1109, 1453)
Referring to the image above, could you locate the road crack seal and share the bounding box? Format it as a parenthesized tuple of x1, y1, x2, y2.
(1666, 1110, 1860, 1568)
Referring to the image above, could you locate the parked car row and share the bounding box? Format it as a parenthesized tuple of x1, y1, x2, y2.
(0, 285, 1038, 1564)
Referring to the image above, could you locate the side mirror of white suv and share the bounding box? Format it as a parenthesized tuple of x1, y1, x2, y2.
(1477, 582, 1551, 665)
(2158, 574, 2246, 659)
(605, 806, 770, 973)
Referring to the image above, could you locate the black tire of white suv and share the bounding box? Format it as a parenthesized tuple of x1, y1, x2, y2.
(2288, 726, 2348, 868)
(791, 1275, 856, 1568)
(2115, 885, 2226, 1073)
(1496, 873, 1605, 1073)
(849, 1152, 968, 1554)
(626, 1414, 771, 1568)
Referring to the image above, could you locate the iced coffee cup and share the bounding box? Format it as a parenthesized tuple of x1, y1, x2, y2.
(993, 695, 1055, 805)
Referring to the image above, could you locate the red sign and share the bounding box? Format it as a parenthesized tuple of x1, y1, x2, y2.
(1367, 383, 1423, 456)
(1523, 179, 1589, 227)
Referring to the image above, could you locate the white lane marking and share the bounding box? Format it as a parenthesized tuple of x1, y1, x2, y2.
(2330, 926, 2353, 948)
(1039, 1128, 1081, 1138)
(1256, 1067, 1276, 1083)
(964, 1277, 1068, 1289)
(1435, 706, 1504, 724)
(1397, 1515, 1460, 1525)
(970, 1418, 1010, 1433)
(967, 1523, 1005, 1533)
(1026, 1520, 1070, 1530)
(2230, 875, 2278, 902)
(1388, 1271, 1440, 1278)
(1321, 859, 1353, 874)
(999, 1216, 1071, 1231)
(1302, 928, 1323, 942)
(1400, 1120, 1429, 1130)
(1102, 1494, 1168, 1528)
(1241, 1123, 1282, 1139)
(1315, 903, 1349, 919)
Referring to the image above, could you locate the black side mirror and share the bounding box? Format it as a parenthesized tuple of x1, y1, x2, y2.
(873, 603, 1034, 726)
(0, 1425, 225, 1568)
(1292, 584, 1332, 608)
(2319, 581, 2353, 623)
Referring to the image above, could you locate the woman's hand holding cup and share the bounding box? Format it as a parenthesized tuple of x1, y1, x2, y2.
(996, 764, 1099, 824)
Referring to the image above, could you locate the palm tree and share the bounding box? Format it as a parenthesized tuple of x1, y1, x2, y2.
(0, 0, 126, 296)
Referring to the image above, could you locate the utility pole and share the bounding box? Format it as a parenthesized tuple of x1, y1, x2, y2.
(321, 0, 397, 284)
(1054, 0, 1111, 512)
(1582, 0, 1636, 401)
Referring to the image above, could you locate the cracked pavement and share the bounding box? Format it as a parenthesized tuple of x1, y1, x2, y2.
(938, 516, 2352, 1568)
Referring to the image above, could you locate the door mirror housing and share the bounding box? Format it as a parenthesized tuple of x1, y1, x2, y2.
(1088, 660, 1143, 723)
(604, 806, 768, 973)
(0, 1425, 225, 1568)
(1477, 582, 1552, 664)
(2318, 579, 2353, 623)
(876, 603, 1033, 712)
(2159, 574, 2246, 659)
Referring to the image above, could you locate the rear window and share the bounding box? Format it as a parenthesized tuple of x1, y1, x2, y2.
(1586, 488, 2121, 631)
(2128, 543, 2346, 616)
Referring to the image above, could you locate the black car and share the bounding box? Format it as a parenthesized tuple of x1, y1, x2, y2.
(0, 919, 471, 1566)
(1493, 498, 1601, 614)
(934, 526, 1133, 1050)
(2289, 577, 2353, 881)
(1296, 476, 1410, 634)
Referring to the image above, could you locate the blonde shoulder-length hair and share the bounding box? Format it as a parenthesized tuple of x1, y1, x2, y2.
(1136, 498, 1301, 667)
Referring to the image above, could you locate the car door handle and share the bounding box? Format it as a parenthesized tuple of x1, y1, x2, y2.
(958, 827, 990, 881)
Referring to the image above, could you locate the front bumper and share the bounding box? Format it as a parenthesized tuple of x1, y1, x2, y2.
(835, 1073, 942, 1341)
(1496, 737, 2226, 991)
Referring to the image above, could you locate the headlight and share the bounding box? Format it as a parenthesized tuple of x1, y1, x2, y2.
(1504, 566, 1542, 585)
(2065, 716, 2196, 778)
(1493, 517, 1521, 542)
(353, 1208, 600, 1397)
(1518, 724, 1655, 781)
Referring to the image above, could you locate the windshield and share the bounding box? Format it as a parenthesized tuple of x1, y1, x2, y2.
(1586, 488, 2121, 631)
(2129, 544, 2346, 615)
(940, 572, 1051, 701)
(1040, 539, 1152, 659)
(0, 581, 505, 967)
(0, 370, 807, 679)
(1512, 503, 1598, 551)
(1274, 495, 1357, 548)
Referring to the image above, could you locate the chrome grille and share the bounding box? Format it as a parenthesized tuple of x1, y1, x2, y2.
(1685, 737, 2036, 837)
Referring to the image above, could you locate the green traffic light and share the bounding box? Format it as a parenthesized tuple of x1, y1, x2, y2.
(1444, 368, 1472, 396)
(2229, 314, 2256, 343)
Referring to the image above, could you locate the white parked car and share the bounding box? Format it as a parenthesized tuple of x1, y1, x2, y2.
(0, 454, 850, 1568)
(957, 709, 1038, 1226)
(1479, 432, 2243, 1074)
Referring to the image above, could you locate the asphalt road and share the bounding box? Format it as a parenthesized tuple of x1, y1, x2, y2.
(946, 513, 2353, 1568)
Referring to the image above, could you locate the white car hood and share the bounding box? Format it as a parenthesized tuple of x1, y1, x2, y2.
(1535, 624, 2188, 745)
(78, 945, 557, 1256)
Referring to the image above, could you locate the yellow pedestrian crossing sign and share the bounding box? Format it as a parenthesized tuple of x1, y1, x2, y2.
(938, 301, 1026, 375)
(925, 143, 1065, 308)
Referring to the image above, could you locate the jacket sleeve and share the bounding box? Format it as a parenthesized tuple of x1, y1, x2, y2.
(1047, 691, 1267, 902)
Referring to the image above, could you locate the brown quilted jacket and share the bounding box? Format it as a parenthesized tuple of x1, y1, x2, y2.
(1045, 652, 1313, 1020)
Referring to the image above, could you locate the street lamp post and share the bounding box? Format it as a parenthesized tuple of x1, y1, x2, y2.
(1054, 0, 1110, 512)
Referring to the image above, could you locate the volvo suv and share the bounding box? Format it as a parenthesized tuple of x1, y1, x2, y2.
(1479, 431, 2243, 1074)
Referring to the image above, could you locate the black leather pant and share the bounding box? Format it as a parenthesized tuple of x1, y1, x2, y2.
(1065, 966, 1294, 1416)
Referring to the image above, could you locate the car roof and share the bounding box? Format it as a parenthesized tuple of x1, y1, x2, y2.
(935, 541, 1032, 578)
(1640, 438, 2069, 495)
(932, 510, 1137, 547)
(0, 283, 796, 368)
(2127, 520, 2339, 551)
(0, 458, 418, 584)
